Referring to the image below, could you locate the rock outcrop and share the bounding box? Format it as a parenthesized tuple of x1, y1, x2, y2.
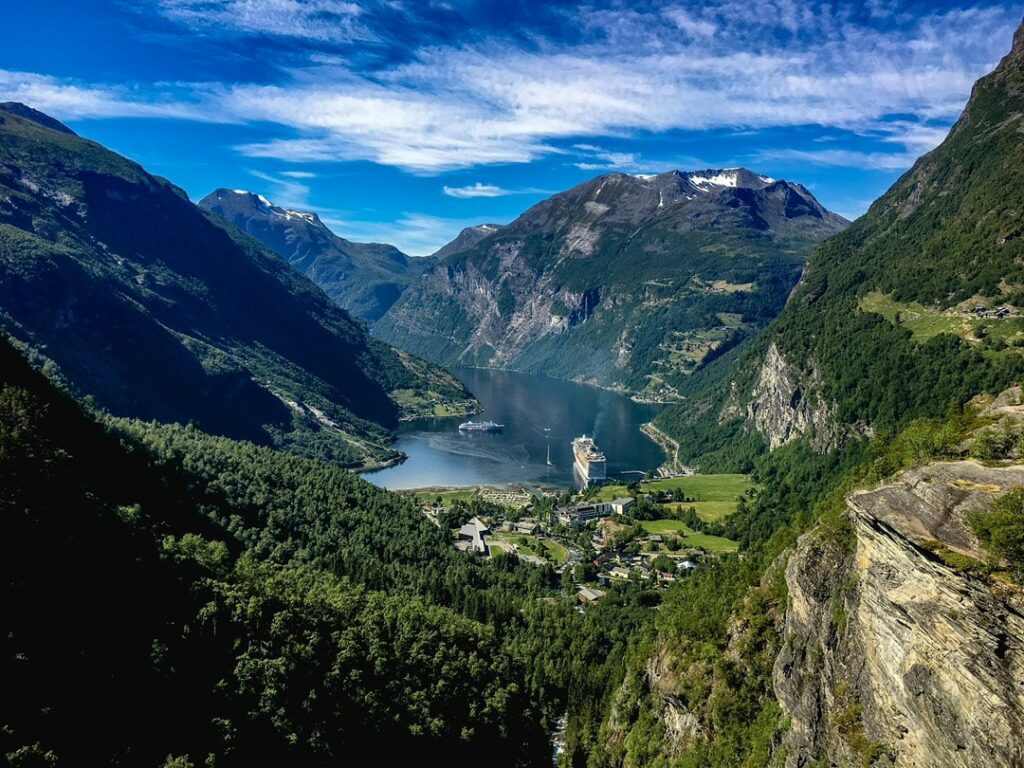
(744, 343, 841, 451)
(774, 460, 1024, 767)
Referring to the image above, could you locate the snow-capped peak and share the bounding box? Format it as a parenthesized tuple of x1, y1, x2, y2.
(284, 210, 319, 224)
(685, 169, 775, 190)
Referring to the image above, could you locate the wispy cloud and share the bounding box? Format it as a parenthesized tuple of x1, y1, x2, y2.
(0, 69, 217, 121)
(3, 3, 1019, 174)
(662, 7, 717, 38)
(755, 147, 921, 171)
(571, 144, 640, 171)
(443, 182, 510, 198)
(280, 170, 317, 178)
(249, 169, 312, 208)
(157, 0, 369, 43)
(442, 181, 554, 198)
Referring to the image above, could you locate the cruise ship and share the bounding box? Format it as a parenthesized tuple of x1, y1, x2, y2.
(572, 435, 607, 482)
(458, 419, 504, 432)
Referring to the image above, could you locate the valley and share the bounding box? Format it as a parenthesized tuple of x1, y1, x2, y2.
(5, 9, 1024, 768)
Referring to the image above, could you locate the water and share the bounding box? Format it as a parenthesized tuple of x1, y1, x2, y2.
(365, 368, 665, 490)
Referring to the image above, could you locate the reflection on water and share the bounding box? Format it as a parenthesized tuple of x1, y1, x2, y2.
(365, 368, 665, 490)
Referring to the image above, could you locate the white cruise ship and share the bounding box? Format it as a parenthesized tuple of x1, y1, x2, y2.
(572, 435, 607, 482)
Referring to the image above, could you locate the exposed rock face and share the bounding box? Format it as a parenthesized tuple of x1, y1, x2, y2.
(745, 343, 839, 451)
(775, 460, 1024, 767)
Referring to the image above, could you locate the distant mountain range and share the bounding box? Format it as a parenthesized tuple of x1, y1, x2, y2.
(374, 167, 847, 399)
(0, 102, 475, 468)
(199, 189, 437, 323)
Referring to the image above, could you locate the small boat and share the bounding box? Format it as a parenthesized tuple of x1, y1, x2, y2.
(458, 420, 504, 432)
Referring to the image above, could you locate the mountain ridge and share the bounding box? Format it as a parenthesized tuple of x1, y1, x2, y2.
(431, 223, 504, 260)
(0, 103, 475, 468)
(199, 188, 436, 323)
(376, 166, 847, 399)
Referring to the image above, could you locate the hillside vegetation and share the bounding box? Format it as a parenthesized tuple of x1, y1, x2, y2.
(0, 103, 473, 468)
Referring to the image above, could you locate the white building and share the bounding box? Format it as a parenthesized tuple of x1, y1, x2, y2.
(609, 497, 635, 515)
(456, 516, 490, 554)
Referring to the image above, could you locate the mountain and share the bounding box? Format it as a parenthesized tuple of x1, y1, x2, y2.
(431, 223, 504, 260)
(656, 20, 1024, 465)
(0, 103, 475, 468)
(375, 168, 847, 399)
(199, 188, 436, 323)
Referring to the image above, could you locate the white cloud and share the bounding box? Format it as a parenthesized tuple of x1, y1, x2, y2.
(756, 147, 919, 171)
(662, 7, 716, 38)
(157, 0, 369, 43)
(443, 182, 510, 198)
(280, 170, 317, 178)
(0, 69, 217, 122)
(571, 144, 639, 170)
(2, 3, 1019, 174)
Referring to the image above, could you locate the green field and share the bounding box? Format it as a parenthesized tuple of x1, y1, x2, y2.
(642, 474, 752, 499)
(407, 489, 479, 506)
(539, 538, 569, 564)
(860, 291, 1024, 350)
(666, 500, 737, 522)
(595, 473, 752, 523)
(859, 292, 968, 342)
(639, 519, 738, 553)
(492, 533, 568, 565)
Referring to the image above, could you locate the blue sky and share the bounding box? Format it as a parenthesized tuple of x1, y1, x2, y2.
(3, 1, 1022, 254)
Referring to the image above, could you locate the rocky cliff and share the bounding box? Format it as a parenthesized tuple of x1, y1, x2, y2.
(743, 343, 841, 451)
(775, 460, 1024, 767)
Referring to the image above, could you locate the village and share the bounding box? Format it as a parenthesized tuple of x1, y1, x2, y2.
(410, 473, 750, 607)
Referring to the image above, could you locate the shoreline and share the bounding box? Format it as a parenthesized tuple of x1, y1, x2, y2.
(640, 421, 689, 476)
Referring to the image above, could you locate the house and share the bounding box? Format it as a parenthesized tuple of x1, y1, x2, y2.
(514, 519, 540, 535)
(456, 516, 490, 554)
(577, 587, 605, 605)
(593, 551, 616, 568)
(609, 497, 635, 515)
(609, 566, 632, 580)
(647, 534, 663, 544)
(679, 560, 699, 571)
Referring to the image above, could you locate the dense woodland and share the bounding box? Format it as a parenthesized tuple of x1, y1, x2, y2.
(1, 334, 669, 766)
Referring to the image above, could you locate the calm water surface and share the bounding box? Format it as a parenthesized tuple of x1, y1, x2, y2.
(365, 368, 665, 490)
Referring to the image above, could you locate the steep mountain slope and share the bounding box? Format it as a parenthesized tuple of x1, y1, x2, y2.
(199, 188, 436, 323)
(376, 168, 847, 399)
(0, 103, 474, 468)
(0, 334, 549, 766)
(431, 223, 504, 260)
(663, 22, 1024, 460)
(598, 22, 1024, 768)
